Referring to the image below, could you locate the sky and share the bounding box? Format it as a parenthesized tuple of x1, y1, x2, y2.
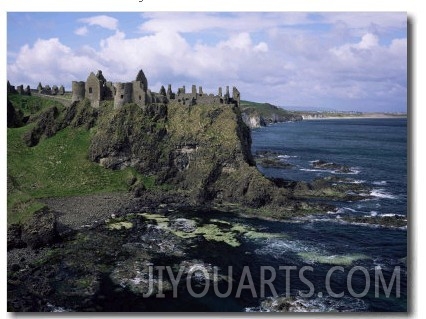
(7, 12, 407, 112)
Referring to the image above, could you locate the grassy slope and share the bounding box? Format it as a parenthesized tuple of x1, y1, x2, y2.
(7, 95, 148, 225)
(240, 100, 293, 118)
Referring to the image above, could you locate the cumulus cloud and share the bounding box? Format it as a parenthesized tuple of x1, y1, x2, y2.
(74, 26, 88, 36)
(7, 38, 103, 85)
(78, 15, 118, 31)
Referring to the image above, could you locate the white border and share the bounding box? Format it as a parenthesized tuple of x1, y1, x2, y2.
(1, 0, 422, 318)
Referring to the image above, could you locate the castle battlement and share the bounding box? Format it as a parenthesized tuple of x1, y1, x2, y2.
(71, 69, 240, 109)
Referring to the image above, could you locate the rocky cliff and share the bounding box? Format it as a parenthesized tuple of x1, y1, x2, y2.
(89, 101, 283, 207)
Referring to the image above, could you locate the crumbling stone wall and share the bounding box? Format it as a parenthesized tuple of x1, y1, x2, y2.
(132, 80, 146, 107)
(72, 81, 85, 103)
(114, 82, 133, 109)
(85, 72, 103, 107)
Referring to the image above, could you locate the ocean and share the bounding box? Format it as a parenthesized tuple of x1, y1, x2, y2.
(252, 118, 407, 219)
(244, 117, 408, 312)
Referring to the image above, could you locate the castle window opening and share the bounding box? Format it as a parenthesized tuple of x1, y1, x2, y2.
(89, 87, 93, 94)
(121, 95, 124, 99)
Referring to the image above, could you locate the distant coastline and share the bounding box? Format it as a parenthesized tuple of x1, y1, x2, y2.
(300, 113, 407, 120)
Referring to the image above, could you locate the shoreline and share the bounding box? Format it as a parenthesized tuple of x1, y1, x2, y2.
(301, 115, 407, 120)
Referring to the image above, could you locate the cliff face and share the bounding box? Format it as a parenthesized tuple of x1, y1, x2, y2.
(241, 112, 266, 129)
(89, 101, 277, 207)
(240, 102, 302, 129)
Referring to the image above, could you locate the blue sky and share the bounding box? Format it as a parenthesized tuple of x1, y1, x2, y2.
(7, 12, 407, 112)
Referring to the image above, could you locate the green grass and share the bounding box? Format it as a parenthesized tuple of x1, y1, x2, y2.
(7, 124, 148, 225)
(240, 100, 292, 118)
(8, 94, 65, 116)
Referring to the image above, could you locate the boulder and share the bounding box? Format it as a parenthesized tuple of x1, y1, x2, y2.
(21, 207, 59, 249)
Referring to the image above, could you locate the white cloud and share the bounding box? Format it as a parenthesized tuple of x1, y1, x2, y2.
(357, 33, 379, 49)
(74, 26, 88, 36)
(7, 38, 102, 86)
(78, 15, 118, 31)
(254, 42, 268, 53)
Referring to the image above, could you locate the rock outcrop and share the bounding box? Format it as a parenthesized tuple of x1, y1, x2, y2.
(88, 101, 280, 207)
(7, 99, 23, 128)
(8, 207, 59, 250)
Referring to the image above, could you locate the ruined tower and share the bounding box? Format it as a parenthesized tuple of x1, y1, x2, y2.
(114, 82, 133, 109)
(232, 87, 240, 107)
(72, 81, 86, 103)
(85, 71, 104, 107)
(132, 69, 148, 107)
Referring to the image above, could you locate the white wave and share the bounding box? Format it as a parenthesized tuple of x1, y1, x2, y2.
(278, 154, 298, 159)
(333, 207, 358, 215)
(332, 169, 360, 175)
(379, 213, 406, 218)
(373, 180, 388, 186)
(370, 189, 397, 199)
(349, 179, 366, 184)
(47, 303, 71, 312)
(300, 168, 329, 172)
(299, 168, 360, 175)
(370, 211, 378, 217)
(246, 295, 368, 312)
(254, 238, 318, 260)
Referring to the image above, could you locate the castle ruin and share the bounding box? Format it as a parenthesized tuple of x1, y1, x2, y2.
(71, 69, 240, 109)
(7, 81, 31, 96)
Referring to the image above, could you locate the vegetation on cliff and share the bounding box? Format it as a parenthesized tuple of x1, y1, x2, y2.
(240, 100, 302, 128)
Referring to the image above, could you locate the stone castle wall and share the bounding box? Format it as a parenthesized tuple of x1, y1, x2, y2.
(72, 81, 85, 103)
(70, 69, 240, 109)
(114, 82, 133, 108)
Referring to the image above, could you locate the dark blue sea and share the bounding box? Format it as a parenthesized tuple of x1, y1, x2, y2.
(252, 118, 407, 219)
(244, 118, 407, 312)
